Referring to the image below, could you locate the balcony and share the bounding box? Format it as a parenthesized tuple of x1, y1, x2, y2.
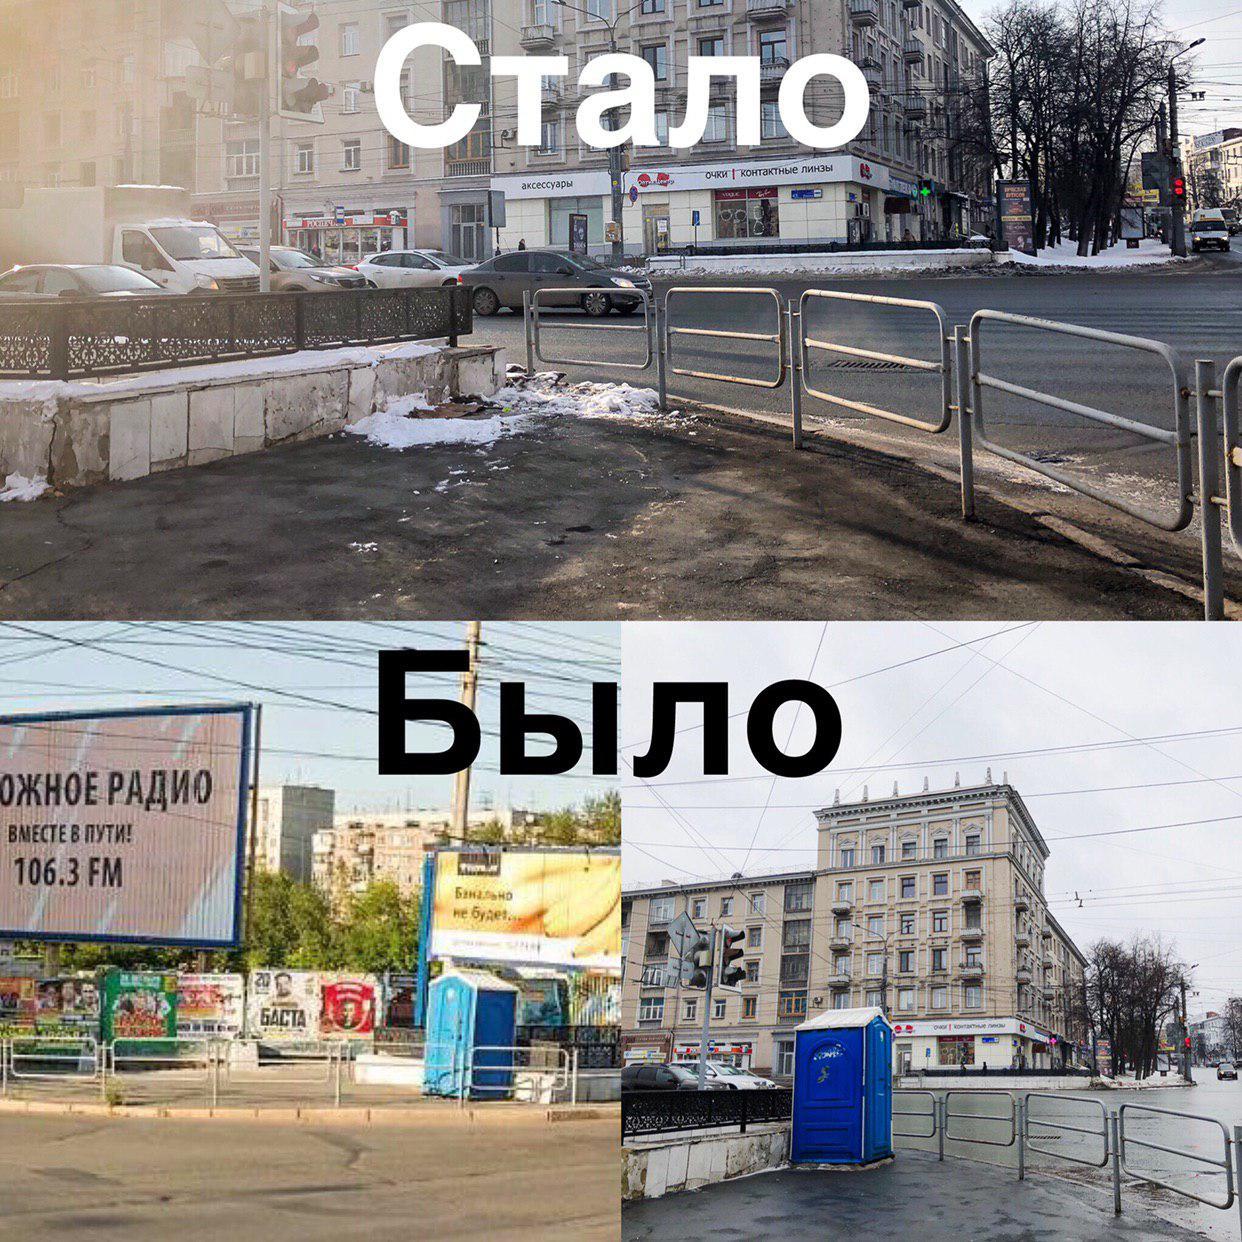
(1042, 927, 1053, 940)
(959, 887, 982, 903)
(541, 80, 562, 103)
(850, 0, 879, 25)
(903, 37, 923, 65)
(829, 973, 852, 988)
(1043, 952, 1055, 967)
(520, 23, 557, 49)
(960, 925, 984, 942)
(1014, 895, 1030, 913)
(1015, 931, 1031, 948)
(445, 158, 492, 179)
(746, 0, 793, 17)
(861, 59, 882, 89)
(959, 962, 984, 979)
(1016, 967, 1032, 983)
(831, 898, 854, 915)
(830, 934, 853, 950)
(760, 57, 790, 86)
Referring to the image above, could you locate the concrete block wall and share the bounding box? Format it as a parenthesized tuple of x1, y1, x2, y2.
(4, 344, 506, 492)
(623, 1123, 790, 1200)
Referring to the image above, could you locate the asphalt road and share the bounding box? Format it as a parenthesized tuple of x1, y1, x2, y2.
(0, 1112, 618, 1241)
(495, 249, 1242, 512)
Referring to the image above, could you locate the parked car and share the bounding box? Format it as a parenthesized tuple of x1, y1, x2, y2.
(354, 249, 473, 289)
(1218, 1062, 1238, 1081)
(460, 249, 651, 317)
(237, 245, 369, 291)
(1191, 216, 1231, 253)
(671, 1060, 777, 1089)
(0, 263, 171, 298)
(621, 1063, 728, 1091)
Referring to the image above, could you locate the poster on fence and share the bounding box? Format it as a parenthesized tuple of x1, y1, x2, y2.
(0, 975, 36, 1033)
(567, 971, 620, 1027)
(429, 849, 621, 970)
(382, 973, 417, 1028)
(247, 969, 321, 1042)
(0, 704, 253, 948)
(36, 977, 100, 1034)
(176, 973, 244, 1039)
(320, 975, 377, 1040)
(100, 971, 177, 1043)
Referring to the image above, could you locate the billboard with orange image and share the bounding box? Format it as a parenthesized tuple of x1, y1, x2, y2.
(429, 849, 620, 971)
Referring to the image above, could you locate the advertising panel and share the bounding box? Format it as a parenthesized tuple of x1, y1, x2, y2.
(176, 973, 244, 1039)
(100, 971, 178, 1043)
(247, 969, 321, 1042)
(0, 704, 253, 948)
(567, 971, 621, 1027)
(319, 975, 378, 1040)
(0, 975, 36, 1033)
(429, 849, 620, 970)
(35, 977, 100, 1034)
(997, 180, 1036, 255)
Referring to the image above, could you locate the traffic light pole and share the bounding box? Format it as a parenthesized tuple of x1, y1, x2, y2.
(1168, 64, 1186, 259)
(257, 0, 274, 292)
(697, 926, 716, 1091)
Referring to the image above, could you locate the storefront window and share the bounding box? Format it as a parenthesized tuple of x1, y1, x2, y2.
(939, 1035, 975, 1066)
(549, 196, 605, 249)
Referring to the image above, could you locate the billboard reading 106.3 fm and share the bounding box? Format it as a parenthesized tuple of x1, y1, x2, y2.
(0, 705, 253, 948)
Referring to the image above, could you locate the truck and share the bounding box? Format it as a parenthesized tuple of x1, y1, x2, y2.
(0, 184, 261, 294)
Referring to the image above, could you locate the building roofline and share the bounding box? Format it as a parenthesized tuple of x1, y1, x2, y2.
(1045, 909, 1089, 967)
(623, 867, 817, 899)
(813, 783, 1050, 860)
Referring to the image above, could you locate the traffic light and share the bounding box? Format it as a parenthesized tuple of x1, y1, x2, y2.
(226, 15, 267, 118)
(278, 3, 331, 122)
(1172, 175, 1186, 200)
(718, 926, 746, 990)
(1184, 1036, 1192, 1049)
(687, 932, 713, 989)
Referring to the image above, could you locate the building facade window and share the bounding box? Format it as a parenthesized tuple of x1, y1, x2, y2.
(340, 22, 360, 56)
(866, 952, 884, 977)
(932, 873, 949, 895)
(638, 996, 664, 1023)
(897, 987, 915, 1012)
(778, 990, 807, 1020)
(691, 897, 706, 919)
(742, 995, 757, 1018)
(720, 896, 733, 916)
(900, 912, 916, 935)
(964, 984, 982, 1009)
(641, 44, 668, 81)
(683, 998, 697, 1021)
(898, 950, 914, 972)
(226, 138, 260, 179)
(295, 142, 315, 175)
(749, 891, 766, 915)
(930, 985, 948, 1010)
(868, 878, 884, 902)
(649, 897, 674, 923)
(900, 876, 915, 898)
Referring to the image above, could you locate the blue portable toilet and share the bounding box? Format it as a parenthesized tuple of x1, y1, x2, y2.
(791, 1007, 893, 1165)
(423, 969, 519, 1100)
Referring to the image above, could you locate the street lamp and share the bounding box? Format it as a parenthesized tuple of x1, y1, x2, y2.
(1166, 37, 1206, 258)
(552, 0, 648, 264)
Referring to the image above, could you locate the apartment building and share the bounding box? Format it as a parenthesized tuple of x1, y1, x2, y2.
(1184, 128, 1242, 216)
(252, 784, 336, 883)
(621, 780, 1087, 1078)
(0, 0, 199, 195)
(493, 0, 995, 253)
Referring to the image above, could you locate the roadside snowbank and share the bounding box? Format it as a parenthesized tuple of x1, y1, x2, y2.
(647, 248, 993, 278)
(1002, 238, 1184, 269)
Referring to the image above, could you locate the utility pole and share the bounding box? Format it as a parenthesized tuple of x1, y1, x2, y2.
(257, 0, 274, 291)
(1181, 976, 1192, 1081)
(1168, 64, 1186, 259)
(450, 622, 482, 841)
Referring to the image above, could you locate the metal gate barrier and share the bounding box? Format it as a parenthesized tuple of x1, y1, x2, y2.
(943, 1089, 1017, 1146)
(1119, 1102, 1237, 1212)
(520, 291, 1237, 619)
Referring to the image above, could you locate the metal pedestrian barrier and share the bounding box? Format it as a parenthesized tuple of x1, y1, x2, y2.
(943, 1089, 1017, 1147)
(892, 1088, 938, 1140)
(1, 1034, 102, 1094)
(1119, 1102, 1236, 1212)
(525, 287, 655, 373)
(798, 290, 953, 434)
(1023, 1091, 1109, 1168)
(519, 291, 1238, 618)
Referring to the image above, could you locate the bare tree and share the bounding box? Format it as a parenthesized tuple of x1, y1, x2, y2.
(1224, 997, 1242, 1061)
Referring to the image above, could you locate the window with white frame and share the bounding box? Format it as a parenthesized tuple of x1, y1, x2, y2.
(866, 952, 884, 977)
(832, 990, 849, 1009)
(585, 0, 613, 18)
(870, 843, 886, 864)
(720, 896, 733, 916)
(649, 897, 674, 923)
(776, 1040, 794, 1077)
(682, 997, 697, 1021)
(897, 987, 915, 1012)
(691, 897, 706, 920)
(901, 838, 917, 859)
(930, 985, 948, 1010)
(866, 914, 883, 936)
(964, 984, 982, 1009)
(638, 995, 664, 1023)
(747, 924, 762, 949)
(868, 878, 884, 902)
(538, 117, 561, 154)
(713, 998, 725, 1020)
(865, 988, 883, 1007)
(226, 138, 261, 179)
(836, 880, 853, 901)
(342, 138, 361, 170)
(342, 83, 360, 114)
(294, 142, 315, 175)
(0, 69, 15, 99)
(340, 22, 360, 56)
(749, 891, 765, 915)
(840, 846, 856, 867)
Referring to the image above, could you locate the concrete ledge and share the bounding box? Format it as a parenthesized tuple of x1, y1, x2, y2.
(623, 1122, 790, 1200)
(0, 340, 507, 492)
(647, 248, 995, 276)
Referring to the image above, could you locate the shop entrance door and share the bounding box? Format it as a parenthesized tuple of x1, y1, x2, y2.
(642, 204, 670, 254)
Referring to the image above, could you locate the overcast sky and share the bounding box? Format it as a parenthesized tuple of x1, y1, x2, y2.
(621, 622, 1242, 1018)
(0, 621, 618, 818)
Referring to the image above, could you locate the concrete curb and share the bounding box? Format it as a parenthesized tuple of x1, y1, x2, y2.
(0, 1097, 619, 1127)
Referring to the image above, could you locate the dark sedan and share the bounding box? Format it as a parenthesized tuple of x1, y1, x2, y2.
(622, 1063, 729, 1091)
(0, 263, 172, 298)
(460, 249, 651, 317)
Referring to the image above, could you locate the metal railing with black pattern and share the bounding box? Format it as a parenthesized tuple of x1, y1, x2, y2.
(622, 1086, 793, 1138)
(0, 285, 473, 380)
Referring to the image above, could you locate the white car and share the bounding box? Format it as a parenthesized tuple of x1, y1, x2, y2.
(671, 1061, 777, 1089)
(354, 249, 474, 289)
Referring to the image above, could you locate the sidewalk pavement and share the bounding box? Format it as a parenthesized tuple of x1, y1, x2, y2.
(621, 1148, 1203, 1240)
(0, 395, 1222, 620)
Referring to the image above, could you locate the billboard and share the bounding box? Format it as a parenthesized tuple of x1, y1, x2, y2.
(247, 969, 321, 1042)
(100, 971, 178, 1042)
(176, 973, 244, 1039)
(320, 975, 378, 1040)
(0, 704, 253, 948)
(428, 849, 621, 970)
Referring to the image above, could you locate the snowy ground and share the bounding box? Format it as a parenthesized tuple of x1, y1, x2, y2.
(1002, 238, 1185, 270)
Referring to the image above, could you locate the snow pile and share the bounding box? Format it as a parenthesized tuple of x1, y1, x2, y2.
(345, 390, 533, 451)
(0, 473, 49, 502)
(491, 376, 680, 425)
(649, 248, 992, 278)
(1003, 238, 1184, 269)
